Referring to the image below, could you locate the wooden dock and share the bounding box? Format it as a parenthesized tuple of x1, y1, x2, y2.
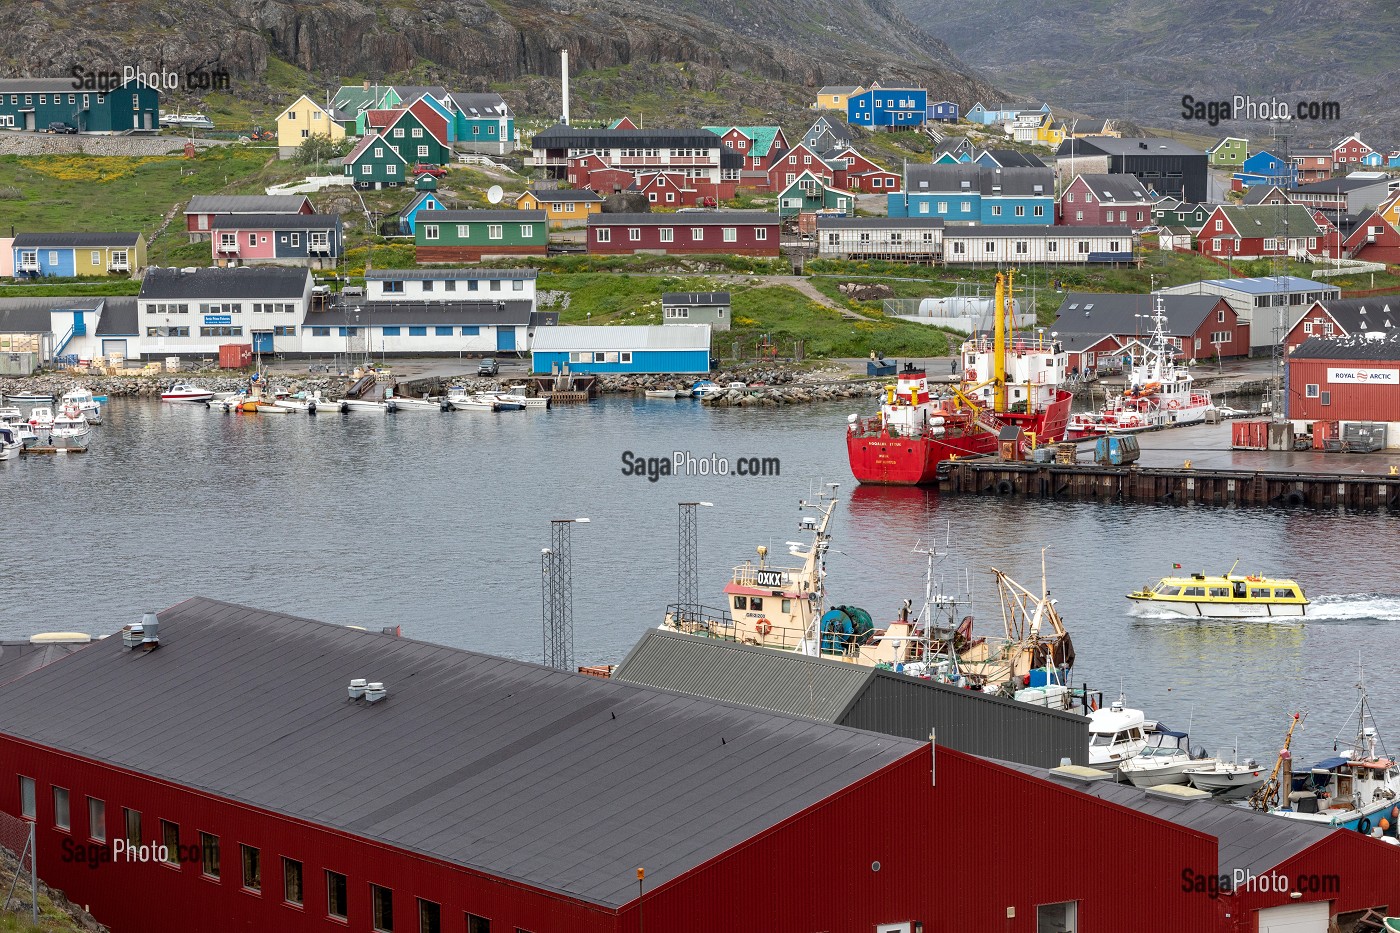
(938, 458, 1400, 511)
(21, 446, 87, 455)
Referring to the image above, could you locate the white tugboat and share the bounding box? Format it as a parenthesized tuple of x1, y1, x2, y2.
(1066, 292, 1216, 438)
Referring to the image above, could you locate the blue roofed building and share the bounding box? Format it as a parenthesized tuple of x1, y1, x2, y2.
(889, 164, 1055, 224)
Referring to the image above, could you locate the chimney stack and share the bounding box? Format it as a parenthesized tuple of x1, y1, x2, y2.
(560, 49, 570, 126)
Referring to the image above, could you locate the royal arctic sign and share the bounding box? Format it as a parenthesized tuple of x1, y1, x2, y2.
(1327, 367, 1398, 384)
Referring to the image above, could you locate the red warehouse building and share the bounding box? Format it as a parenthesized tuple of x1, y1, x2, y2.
(1287, 332, 1400, 434)
(1058, 174, 1155, 229)
(1283, 296, 1400, 351)
(1055, 292, 1251, 361)
(587, 212, 780, 256)
(4, 600, 1400, 933)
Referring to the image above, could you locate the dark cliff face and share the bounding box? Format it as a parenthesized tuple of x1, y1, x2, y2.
(0, 0, 1002, 114)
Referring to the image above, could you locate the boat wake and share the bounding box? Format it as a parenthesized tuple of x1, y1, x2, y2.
(1127, 593, 1400, 623)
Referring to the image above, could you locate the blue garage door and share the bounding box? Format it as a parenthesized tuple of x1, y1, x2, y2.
(253, 331, 273, 353)
(496, 327, 516, 352)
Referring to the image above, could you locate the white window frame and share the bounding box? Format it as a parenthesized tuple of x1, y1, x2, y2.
(596, 228, 611, 243)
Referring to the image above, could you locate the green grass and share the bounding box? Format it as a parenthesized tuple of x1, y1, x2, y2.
(0, 280, 141, 296)
(538, 272, 720, 323)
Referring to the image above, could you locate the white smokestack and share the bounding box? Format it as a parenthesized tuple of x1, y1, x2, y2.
(560, 49, 570, 126)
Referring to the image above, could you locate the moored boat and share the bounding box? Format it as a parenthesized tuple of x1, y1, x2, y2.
(0, 424, 20, 460)
(48, 406, 90, 449)
(1128, 560, 1308, 618)
(162, 383, 215, 403)
(6, 390, 54, 404)
(1118, 727, 1212, 787)
(504, 385, 550, 409)
(60, 386, 102, 421)
(1087, 698, 1151, 771)
(1185, 749, 1267, 799)
(692, 380, 723, 399)
(28, 406, 54, 431)
(644, 388, 682, 399)
(390, 397, 444, 411)
(846, 271, 1072, 485)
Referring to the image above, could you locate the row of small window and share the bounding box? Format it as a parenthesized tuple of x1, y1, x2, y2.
(388, 127, 428, 138)
(734, 595, 794, 612)
(833, 232, 938, 244)
(217, 233, 330, 248)
(144, 303, 298, 314)
(663, 307, 726, 318)
(308, 326, 483, 337)
(1207, 238, 1317, 251)
(595, 227, 755, 243)
(567, 351, 632, 363)
(381, 279, 522, 293)
(16, 250, 129, 265)
(946, 240, 1119, 254)
(1070, 211, 1146, 223)
(6, 93, 120, 106)
(146, 327, 296, 337)
(17, 779, 518, 933)
(1159, 585, 1296, 598)
(422, 225, 533, 241)
(1302, 320, 1337, 335)
(915, 203, 1047, 217)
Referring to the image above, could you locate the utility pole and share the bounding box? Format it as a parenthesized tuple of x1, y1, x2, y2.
(677, 502, 713, 620)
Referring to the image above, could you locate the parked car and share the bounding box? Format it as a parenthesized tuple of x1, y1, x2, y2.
(46, 122, 77, 134)
(412, 163, 448, 178)
(477, 358, 499, 376)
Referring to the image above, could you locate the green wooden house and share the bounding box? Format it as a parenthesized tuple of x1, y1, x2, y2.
(343, 134, 410, 189)
(415, 210, 549, 262)
(1207, 137, 1249, 168)
(0, 78, 159, 133)
(446, 92, 515, 154)
(776, 171, 854, 218)
(1152, 198, 1212, 229)
(379, 109, 453, 168)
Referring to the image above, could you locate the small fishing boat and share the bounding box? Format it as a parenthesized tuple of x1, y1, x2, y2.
(338, 398, 398, 413)
(0, 407, 23, 423)
(48, 407, 90, 449)
(6, 390, 54, 404)
(691, 380, 723, 399)
(1118, 727, 1212, 787)
(274, 393, 319, 414)
(504, 385, 550, 409)
(486, 394, 524, 411)
(1, 416, 39, 447)
(255, 402, 292, 414)
(28, 406, 55, 431)
(644, 388, 681, 399)
(0, 424, 20, 460)
(448, 394, 498, 412)
(60, 387, 102, 421)
(162, 383, 215, 403)
(1128, 559, 1308, 618)
(390, 397, 444, 411)
(1185, 747, 1266, 799)
(1087, 697, 1151, 771)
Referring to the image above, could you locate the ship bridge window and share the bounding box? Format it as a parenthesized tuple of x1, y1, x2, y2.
(749, 597, 764, 611)
(1250, 588, 1271, 599)
(1183, 586, 1206, 597)
(1208, 587, 1230, 598)
(734, 596, 747, 610)
(781, 598, 791, 613)
(1274, 588, 1296, 598)
(1128, 727, 1143, 740)
(1090, 733, 1113, 746)
(1158, 585, 1182, 596)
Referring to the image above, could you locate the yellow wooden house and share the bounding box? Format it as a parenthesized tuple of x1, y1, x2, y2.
(1378, 189, 1400, 229)
(275, 95, 346, 157)
(1035, 115, 1066, 147)
(814, 85, 864, 112)
(516, 189, 604, 228)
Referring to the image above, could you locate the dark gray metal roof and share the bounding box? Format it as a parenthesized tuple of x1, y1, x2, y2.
(0, 640, 90, 688)
(425, 210, 547, 223)
(139, 267, 311, 300)
(446, 92, 510, 117)
(366, 269, 538, 281)
(0, 78, 122, 94)
(0, 297, 103, 333)
(1309, 296, 1400, 335)
(662, 292, 730, 305)
(1058, 136, 1204, 158)
(0, 598, 919, 907)
(1288, 176, 1391, 195)
(942, 225, 1134, 238)
(614, 630, 870, 721)
(94, 297, 138, 336)
(305, 301, 534, 327)
(531, 125, 722, 149)
(980, 149, 1047, 168)
(1292, 333, 1400, 360)
(210, 214, 341, 230)
(1242, 185, 1292, 206)
(185, 195, 311, 215)
(1001, 758, 1334, 878)
(817, 217, 945, 230)
(587, 212, 778, 226)
(12, 232, 141, 248)
(1054, 292, 1224, 336)
(905, 164, 1055, 197)
(1068, 173, 1153, 202)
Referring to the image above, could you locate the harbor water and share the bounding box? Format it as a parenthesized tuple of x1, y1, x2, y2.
(3, 395, 1399, 762)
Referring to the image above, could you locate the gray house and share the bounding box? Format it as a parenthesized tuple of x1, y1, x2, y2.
(662, 291, 730, 331)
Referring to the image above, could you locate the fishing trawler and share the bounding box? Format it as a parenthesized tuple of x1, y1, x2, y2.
(1066, 293, 1215, 438)
(1248, 681, 1400, 837)
(659, 486, 1075, 694)
(846, 272, 1073, 485)
(1128, 560, 1309, 618)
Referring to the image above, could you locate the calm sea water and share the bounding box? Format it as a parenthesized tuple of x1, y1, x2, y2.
(3, 395, 1398, 762)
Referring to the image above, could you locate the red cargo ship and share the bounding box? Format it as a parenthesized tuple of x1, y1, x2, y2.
(846, 272, 1073, 486)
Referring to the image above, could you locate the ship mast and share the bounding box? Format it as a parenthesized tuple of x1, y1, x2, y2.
(993, 271, 1010, 411)
(795, 484, 838, 656)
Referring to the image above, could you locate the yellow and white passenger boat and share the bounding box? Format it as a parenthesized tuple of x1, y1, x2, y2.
(1127, 561, 1309, 618)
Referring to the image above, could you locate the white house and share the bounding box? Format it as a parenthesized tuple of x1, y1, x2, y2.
(136, 267, 313, 359)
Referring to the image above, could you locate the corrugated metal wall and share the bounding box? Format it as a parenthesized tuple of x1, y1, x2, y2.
(1288, 357, 1400, 422)
(840, 671, 1089, 767)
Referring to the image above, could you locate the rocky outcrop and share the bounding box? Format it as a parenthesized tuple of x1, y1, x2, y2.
(0, 0, 1002, 118)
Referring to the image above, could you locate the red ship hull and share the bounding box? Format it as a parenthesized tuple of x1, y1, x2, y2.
(847, 390, 1073, 486)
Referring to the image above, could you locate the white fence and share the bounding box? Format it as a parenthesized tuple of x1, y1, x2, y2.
(1303, 258, 1387, 277)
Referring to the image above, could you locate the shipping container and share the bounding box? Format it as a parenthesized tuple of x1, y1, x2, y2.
(1231, 419, 1271, 450)
(219, 344, 253, 369)
(1312, 419, 1339, 450)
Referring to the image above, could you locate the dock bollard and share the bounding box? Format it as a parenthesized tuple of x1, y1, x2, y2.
(1183, 459, 1192, 469)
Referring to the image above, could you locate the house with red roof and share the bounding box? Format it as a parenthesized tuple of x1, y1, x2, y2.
(1342, 211, 1400, 264)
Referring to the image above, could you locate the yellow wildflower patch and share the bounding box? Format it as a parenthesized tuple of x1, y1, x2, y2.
(23, 155, 176, 183)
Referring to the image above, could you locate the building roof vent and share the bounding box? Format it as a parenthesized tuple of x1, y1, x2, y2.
(1145, 783, 1212, 803)
(364, 682, 387, 703)
(348, 678, 368, 700)
(1049, 764, 1112, 783)
(121, 611, 160, 652)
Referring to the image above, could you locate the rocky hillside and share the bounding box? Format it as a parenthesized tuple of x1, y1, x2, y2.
(0, 0, 1002, 122)
(896, 0, 1400, 145)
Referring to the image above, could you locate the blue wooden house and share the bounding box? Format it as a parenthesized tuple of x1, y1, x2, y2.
(1388, 151, 1400, 169)
(926, 100, 959, 122)
(446, 92, 515, 154)
(1233, 150, 1296, 189)
(847, 86, 928, 128)
(398, 190, 446, 234)
(888, 164, 1054, 224)
(1361, 151, 1385, 168)
(965, 102, 1047, 126)
(531, 324, 711, 375)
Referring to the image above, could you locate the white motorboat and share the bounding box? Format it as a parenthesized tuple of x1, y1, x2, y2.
(338, 398, 398, 413)
(28, 406, 55, 431)
(391, 396, 446, 411)
(1, 416, 39, 447)
(1118, 727, 1212, 787)
(48, 407, 90, 449)
(0, 407, 23, 423)
(504, 385, 550, 409)
(691, 380, 723, 399)
(644, 388, 681, 399)
(480, 393, 523, 411)
(6, 390, 54, 404)
(60, 387, 102, 421)
(275, 393, 320, 414)
(162, 383, 215, 403)
(1185, 756, 1266, 798)
(1087, 697, 1150, 771)
(448, 393, 498, 412)
(0, 424, 20, 460)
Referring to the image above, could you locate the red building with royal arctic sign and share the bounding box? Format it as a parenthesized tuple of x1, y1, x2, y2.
(1287, 332, 1400, 430)
(586, 212, 780, 256)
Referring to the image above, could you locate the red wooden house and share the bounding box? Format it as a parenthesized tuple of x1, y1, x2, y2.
(631, 172, 717, 208)
(1283, 295, 1400, 350)
(587, 212, 780, 256)
(1290, 149, 1333, 183)
(609, 116, 639, 129)
(1309, 210, 1346, 259)
(828, 147, 902, 193)
(1197, 205, 1325, 261)
(568, 154, 634, 195)
(364, 109, 400, 134)
(1342, 211, 1400, 264)
(1057, 174, 1155, 229)
(1332, 134, 1374, 170)
(766, 143, 836, 192)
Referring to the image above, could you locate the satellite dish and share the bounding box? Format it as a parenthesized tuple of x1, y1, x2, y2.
(487, 185, 503, 204)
